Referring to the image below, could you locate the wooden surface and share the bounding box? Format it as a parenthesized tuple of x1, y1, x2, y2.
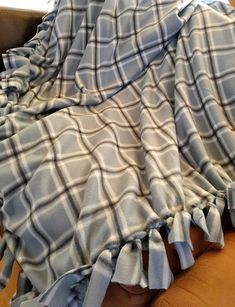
(0, 261, 21, 306)
(230, 0, 235, 7)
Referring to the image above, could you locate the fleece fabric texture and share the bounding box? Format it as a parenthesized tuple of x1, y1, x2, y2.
(0, 0, 235, 306)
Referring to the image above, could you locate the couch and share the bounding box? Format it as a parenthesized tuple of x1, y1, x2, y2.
(0, 3, 235, 307)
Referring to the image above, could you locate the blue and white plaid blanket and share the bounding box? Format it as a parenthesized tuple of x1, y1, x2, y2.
(0, 0, 235, 306)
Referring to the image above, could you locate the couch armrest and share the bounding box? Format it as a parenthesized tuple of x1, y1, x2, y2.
(0, 7, 43, 71)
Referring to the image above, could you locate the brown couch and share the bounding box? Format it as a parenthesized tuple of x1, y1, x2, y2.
(0, 4, 235, 307)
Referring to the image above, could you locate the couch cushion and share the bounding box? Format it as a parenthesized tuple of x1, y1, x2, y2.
(152, 230, 235, 307)
(0, 8, 43, 71)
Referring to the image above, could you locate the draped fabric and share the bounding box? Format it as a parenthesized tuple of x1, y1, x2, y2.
(0, 0, 235, 306)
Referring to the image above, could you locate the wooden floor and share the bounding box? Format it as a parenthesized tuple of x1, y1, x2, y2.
(0, 260, 21, 307)
(230, 0, 235, 7)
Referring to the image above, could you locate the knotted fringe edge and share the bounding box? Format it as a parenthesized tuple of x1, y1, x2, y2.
(227, 182, 235, 227)
(10, 230, 173, 307)
(168, 201, 224, 271)
(1, 190, 231, 307)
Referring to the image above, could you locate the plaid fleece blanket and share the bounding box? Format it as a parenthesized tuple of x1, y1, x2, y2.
(0, 0, 235, 306)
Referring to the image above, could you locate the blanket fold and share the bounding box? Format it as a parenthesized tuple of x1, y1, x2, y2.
(0, 0, 235, 306)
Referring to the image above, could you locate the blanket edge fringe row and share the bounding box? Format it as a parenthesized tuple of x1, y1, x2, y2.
(0, 188, 234, 306)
